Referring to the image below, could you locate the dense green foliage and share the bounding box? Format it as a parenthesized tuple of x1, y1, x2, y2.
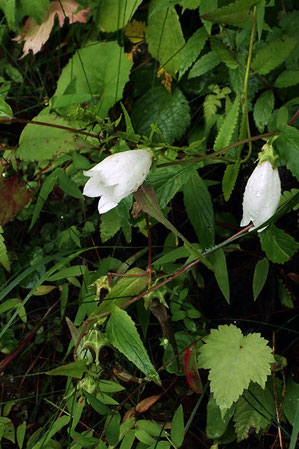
(0, 0, 298, 448)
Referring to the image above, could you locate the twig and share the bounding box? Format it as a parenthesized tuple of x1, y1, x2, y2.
(157, 108, 299, 168)
(145, 214, 152, 289)
(0, 117, 100, 139)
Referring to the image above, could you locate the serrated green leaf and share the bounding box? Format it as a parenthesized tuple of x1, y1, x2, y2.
(107, 306, 161, 384)
(29, 170, 59, 230)
(58, 169, 83, 199)
(17, 114, 91, 162)
(234, 382, 276, 442)
(0, 96, 13, 118)
(149, 0, 179, 16)
(180, 0, 201, 12)
(279, 11, 299, 37)
(0, 226, 10, 271)
(222, 161, 240, 201)
(253, 258, 269, 301)
(183, 170, 215, 248)
(259, 225, 299, 264)
(179, 27, 208, 79)
(210, 36, 238, 69)
(208, 249, 230, 303)
(120, 103, 136, 139)
(252, 36, 298, 75)
(273, 70, 299, 88)
(253, 90, 274, 132)
(132, 86, 190, 144)
(201, 0, 259, 25)
(276, 106, 289, 128)
(146, 3, 185, 76)
(117, 196, 132, 243)
(148, 164, 194, 209)
(256, 0, 265, 41)
(197, 324, 274, 410)
(171, 405, 184, 447)
(279, 189, 299, 211)
(46, 360, 87, 378)
(276, 125, 299, 180)
(199, 0, 217, 33)
(277, 278, 293, 308)
(97, 0, 143, 31)
(188, 51, 221, 79)
(214, 94, 240, 150)
(54, 41, 133, 119)
(100, 209, 121, 243)
(206, 394, 234, 439)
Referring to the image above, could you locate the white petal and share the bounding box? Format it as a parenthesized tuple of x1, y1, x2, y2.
(102, 150, 151, 185)
(98, 197, 118, 214)
(241, 161, 281, 232)
(83, 150, 152, 214)
(83, 175, 116, 199)
(83, 161, 105, 177)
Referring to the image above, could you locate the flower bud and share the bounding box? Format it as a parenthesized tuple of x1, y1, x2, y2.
(241, 160, 281, 232)
(83, 149, 152, 214)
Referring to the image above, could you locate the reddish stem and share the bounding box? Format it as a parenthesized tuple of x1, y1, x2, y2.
(0, 117, 100, 139)
(145, 214, 152, 289)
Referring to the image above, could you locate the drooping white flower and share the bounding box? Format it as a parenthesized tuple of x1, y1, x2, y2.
(241, 160, 281, 232)
(83, 149, 152, 214)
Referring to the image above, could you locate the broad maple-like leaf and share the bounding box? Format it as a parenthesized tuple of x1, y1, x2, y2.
(0, 176, 32, 226)
(197, 324, 274, 410)
(13, 0, 89, 58)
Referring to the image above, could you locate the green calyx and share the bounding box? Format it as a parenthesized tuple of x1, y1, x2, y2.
(257, 139, 279, 168)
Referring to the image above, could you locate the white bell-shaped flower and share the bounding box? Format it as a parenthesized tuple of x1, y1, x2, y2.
(83, 149, 152, 214)
(241, 160, 281, 232)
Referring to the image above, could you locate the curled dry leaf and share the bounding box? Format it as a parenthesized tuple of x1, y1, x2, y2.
(123, 408, 136, 422)
(13, 0, 89, 58)
(136, 395, 161, 413)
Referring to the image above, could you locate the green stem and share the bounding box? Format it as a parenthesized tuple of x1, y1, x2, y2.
(241, 6, 257, 163)
(184, 382, 209, 436)
(157, 130, 275, 167)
